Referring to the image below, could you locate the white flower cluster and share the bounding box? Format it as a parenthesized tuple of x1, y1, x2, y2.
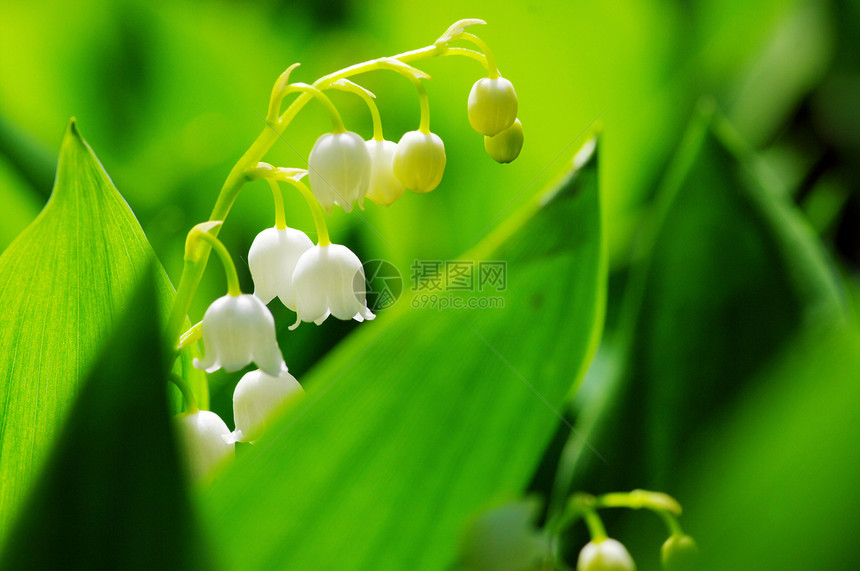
(171, 19, 523, 482)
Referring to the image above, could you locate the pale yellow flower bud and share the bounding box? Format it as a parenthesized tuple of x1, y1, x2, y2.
(468, 77, 518, 136)
(393, 130, 446, 193)
(484, 118, 523, 164)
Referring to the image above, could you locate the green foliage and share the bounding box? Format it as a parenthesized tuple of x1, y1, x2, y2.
(0, 121, 202, 544)
(202, 138, 604, 569)
(0, 270, 210, 569)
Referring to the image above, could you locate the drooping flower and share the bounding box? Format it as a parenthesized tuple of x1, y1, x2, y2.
(291, 243, 375, 328)
(484, 118, 524, 164)
(308, 130, 371, 213)
(173, 410, 234, 482)
(577, 538, 636, 571)
(393, 130, 446, 193)
(468, 76, 518, 136)
(365, 138, 406, 206)
(193, 293, 286, 376)
(248, 226, 313, 310)
(232, 368, 304, 443)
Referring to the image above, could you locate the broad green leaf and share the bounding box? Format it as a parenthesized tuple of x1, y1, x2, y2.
(0, 120, 204, 543)
(558, 105, 845, 507)
(681, 322, 860, 570)
(203, 136, 606, 569)
(0, 270, 210, 569)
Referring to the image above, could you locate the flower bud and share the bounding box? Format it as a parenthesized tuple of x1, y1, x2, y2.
(248, 226, 313, 310)
(232, 368, 304, 443)
(661, 534, 697, 571)
(468, 76, 518, 136)
(173, 410, 234, 482)
(365, 139, 406, 206)
(393, 130, 446, 193)
(193, 293, 286, 376)
(308, 130, 371, 212)
(484, 118, 523, 164)
(291, 243, 376, 328)
(577, 538, 636, 571)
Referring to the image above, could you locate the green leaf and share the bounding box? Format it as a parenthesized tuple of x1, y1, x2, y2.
(682, 322, 860, 570)
(203, 136, 606, 569)
(562, 104, 845, 499)
(0, 269, 210, 569)
(0, 120, 204, 542)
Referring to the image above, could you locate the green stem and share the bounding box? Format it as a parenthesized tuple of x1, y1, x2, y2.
(582, 509, 608, 542)
(282, 178, 331, 246)
(459, 32, 499, 78)
(267, 179, 287, 229)
(286, 83, 346, 133)
(412, 77, 431, 134)
(331, 81, 384, 141)
(188, 227, 242, 297)
(657, 510, 685, 536)
(169, 374, 199, 413)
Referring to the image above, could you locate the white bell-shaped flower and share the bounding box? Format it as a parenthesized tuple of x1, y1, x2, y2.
(365, 139, 406, 206)
(232, 368, 304, 443)
(291, 243, 376, 328)
(308, 130, 371, 213)
(393, 130, 446, 193)
(193, 293, 286, 376)
(173, 410, 234, 482)
(577, 538, 636, 571)
(248, 226, 313, 310)
(484, 118, 524, 164)
(468, 76, 518, 136)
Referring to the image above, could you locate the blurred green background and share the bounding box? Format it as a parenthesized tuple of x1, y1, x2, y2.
(1, 0, 859, 568)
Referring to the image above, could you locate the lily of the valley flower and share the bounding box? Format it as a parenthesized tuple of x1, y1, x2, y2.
(173, 410, 234, 482)
(194, 293, 286, 376)
(484, 118, 524, 164)
(248, 226, 313, 310)
(291, 243, 375, 328)
(468, 76, 518, 136)
(393, 130, 446, 193)
(308, 130, 371, 213)
(232, 368, 304, 443)
(365, 138, 406, 206)
(577, 538, 636, 571)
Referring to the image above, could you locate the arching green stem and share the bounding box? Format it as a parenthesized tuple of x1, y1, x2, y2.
(170, 374, 199, 413)
(330, 80, 384, 141)
(267, 179, 287, 230)
(412, 77, 431, 134)
(458, 32, 499, 78)
(286, 83, 346, 133)
(186, 223, 242, 297)
(582, 509, 608, 542)
(281, 178, 331, 246)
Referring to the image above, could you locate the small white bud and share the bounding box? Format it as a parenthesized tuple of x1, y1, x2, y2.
(193, 294, 286, 377)
(173, 410, 234, 482)
(577, 538, 636, 571)
(484, 118, 523, 164)
(393, 130, 446, 193)
(248, 226, 314, 310)
(365, 139, 406, 206)
(308, 130, 371, 213)
(468, 77, 518, 136)
(232, 368, 304, 443)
